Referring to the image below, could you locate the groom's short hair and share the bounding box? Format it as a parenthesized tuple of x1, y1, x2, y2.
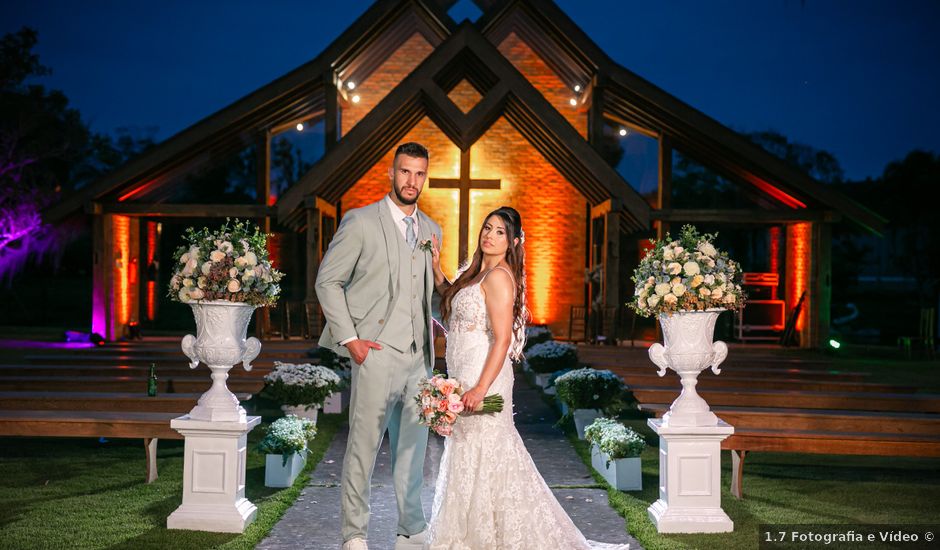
(395, 142, 429, 160)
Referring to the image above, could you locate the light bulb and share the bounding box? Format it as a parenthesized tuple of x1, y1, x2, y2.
(296, 123, 304, 132)
(574, 84, 581, 92)
(347, 81, 356, 90)
(352, 94, 361, 104)
(619, 128, 627, 136)
(569, 98, 577, 106)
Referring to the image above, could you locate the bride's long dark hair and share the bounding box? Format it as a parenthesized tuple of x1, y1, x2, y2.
(441, 206, 529, 357)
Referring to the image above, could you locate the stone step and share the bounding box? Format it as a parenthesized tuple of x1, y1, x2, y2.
(0, 375, 264, 394)
(609, 369, 913, 393)
(0, 391, 241, 413)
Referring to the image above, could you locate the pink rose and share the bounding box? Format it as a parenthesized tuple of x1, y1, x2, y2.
(448, 401, 464, 413)
(436, 425, 453, 436)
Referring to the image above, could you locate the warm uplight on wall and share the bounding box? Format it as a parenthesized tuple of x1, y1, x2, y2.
(113, 215, 131, 326)
(352, 94, 361, 104)
(296, 123, 304, 131)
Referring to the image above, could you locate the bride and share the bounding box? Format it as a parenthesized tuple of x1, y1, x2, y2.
(425, 206, 628, 550)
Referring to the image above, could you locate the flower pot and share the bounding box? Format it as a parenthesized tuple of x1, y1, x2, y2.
(648, 309, 728, 427)
(264, 452, 306, 488)
(557, 398, 569, 417)
(572, 409, 602, 440)
(322, 389, 348, 414)
(281, 405, 318, 424)
(600, 453, 642, 491)
(181, 300, 261, 422)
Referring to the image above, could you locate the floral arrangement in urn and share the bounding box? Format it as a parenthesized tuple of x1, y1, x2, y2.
(631, 225, 745, 317)
(168, 218, 283, 306)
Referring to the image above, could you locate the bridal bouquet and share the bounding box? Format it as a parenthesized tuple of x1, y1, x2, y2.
(631, 224, 745, 317)
(168, 218, 283, 306)
(415, 374, 504, 436)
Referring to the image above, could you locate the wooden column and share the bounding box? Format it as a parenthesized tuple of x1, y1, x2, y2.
(657, 135, 672, 239)
(256, 132, 271, 338)
(305, 197, 337, 339)
(812, 221, 832, 349)
(324, 72, 339, 151)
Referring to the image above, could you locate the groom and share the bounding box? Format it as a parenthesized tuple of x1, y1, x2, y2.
(316, 142, 442, 550)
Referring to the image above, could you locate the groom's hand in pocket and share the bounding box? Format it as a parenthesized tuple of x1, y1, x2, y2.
(345, 339, 382, 365)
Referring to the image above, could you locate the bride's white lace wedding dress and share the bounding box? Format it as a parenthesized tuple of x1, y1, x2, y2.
(426, 268, 629, 550)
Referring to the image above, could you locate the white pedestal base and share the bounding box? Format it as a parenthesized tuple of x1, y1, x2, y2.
(647, 418, 734, 533)
(167, 415, 262, 533)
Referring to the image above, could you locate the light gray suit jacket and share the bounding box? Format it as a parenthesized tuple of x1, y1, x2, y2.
(315, 199, 442, 370)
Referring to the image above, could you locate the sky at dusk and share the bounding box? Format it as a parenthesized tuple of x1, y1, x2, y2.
(2, 0, 938, 181)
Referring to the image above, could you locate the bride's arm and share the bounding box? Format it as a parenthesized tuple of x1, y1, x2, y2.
(461, 268, 514, 411)
(430, 234, 451, 294)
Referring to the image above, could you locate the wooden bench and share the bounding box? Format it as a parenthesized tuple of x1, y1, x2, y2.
(0, 410, 184, 483)
(607, 369, 912, 393)
(641, 404, 940, 498)
(0, 375, 264, 394)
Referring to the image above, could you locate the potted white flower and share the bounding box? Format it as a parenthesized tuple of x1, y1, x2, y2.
(257, 415, 316, 488)
(525, 340, 579, 392)
(317, 347, 351, 414)
(168, 218, 284, 422)
(553, 367, 624, 439)
(631, 225, 745, 427)
(585, 418, 646, 490)
(261, 361, 343, 424)
(523, 324, 554, 351)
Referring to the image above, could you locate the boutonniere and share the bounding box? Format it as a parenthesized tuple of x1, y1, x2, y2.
(418, 239, 433, 253)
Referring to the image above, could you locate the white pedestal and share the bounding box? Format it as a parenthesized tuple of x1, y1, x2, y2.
(647, 418, 734, 533)
(167, 415, 262, 533)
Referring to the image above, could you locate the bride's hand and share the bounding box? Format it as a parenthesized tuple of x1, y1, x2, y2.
(461, 385, 487, 412)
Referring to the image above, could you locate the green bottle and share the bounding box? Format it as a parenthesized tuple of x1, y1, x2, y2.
(147, 363, 158, 397)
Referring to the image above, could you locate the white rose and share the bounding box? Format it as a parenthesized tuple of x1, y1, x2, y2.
(662, 248, 675, 261)
(183, 258, 198, 276)
(178, 288, 191, 302)
(667, 262, 682, 275)
(647, 295, 661, 308)
(699, 287, 711, 298)
(229, 267, 238, 278)
(706, 258, 716, 268)
(637, 297, 647, 309)
(183, 278, 194, 288)
(245, 251, 258, 266)
(189, 288, 205, 300)
(262, 272, 273, 283)
(227, 279, 241, 293)
(234, 256, 247, 268)
(704, 274, 716, 285)
(241, 272, 255, 283)
(180, 252, 190, 264)
(723, 293, 736, 304)
(673, 246, 684, 256)
(197, 276, 207, 289)
(690, 274, 704, 288)
(717, 273, 726, 283)
(201, 261, 212, 275)
(655, 283, 671, 296)
(210, 250, 226, 262)
(683, 261, 700, 276)
(218, 241, 233, 254)
(711, 288, 724, 300)
(698, 242, 717, 257)
(672, 283, 687, 297)
(664, 293, 678, 305)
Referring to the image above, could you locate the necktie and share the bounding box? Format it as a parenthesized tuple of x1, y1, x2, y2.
(403, 216, 417, 250)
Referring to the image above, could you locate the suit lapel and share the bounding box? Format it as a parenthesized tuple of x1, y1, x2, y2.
(377, 199, 400, 298)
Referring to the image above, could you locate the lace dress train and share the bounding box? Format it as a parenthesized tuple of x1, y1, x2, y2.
(426, 275, 628, 550)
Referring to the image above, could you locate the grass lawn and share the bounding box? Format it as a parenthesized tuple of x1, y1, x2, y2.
(570, 414, 940, 550)
(0, 412, 342, 550)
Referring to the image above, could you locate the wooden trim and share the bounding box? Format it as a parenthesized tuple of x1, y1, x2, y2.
(651, 209, 840, 224)
(90, 203, 276, 218)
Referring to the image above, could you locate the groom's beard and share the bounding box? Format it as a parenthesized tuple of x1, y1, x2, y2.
(393, 184, 421, 205)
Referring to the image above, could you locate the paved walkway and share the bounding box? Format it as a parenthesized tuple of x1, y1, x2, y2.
(257, 370, 640, 550)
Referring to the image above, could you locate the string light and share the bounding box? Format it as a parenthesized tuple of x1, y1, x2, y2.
(573, 84, 581, 92)
(619, 128, 628, 136)
(347, 81, 356, 90)
(352, 94, 361, 104)
(569, 98, 577, 106)
(296, 123, 304, 131)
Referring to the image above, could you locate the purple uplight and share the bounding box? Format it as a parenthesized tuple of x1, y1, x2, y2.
(0, 339, 96, 349)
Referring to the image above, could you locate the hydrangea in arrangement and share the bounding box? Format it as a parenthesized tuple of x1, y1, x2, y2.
(523, 325, 553, 351)
(554, 368, 623, 411)
(168, 218, 284, 306)
(584, 417, 646, 466)
(257, 415, 317, 466)
(631, 224, 745, 317)
(525, 340, 579, 374)
(262, 361, 343, 409)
